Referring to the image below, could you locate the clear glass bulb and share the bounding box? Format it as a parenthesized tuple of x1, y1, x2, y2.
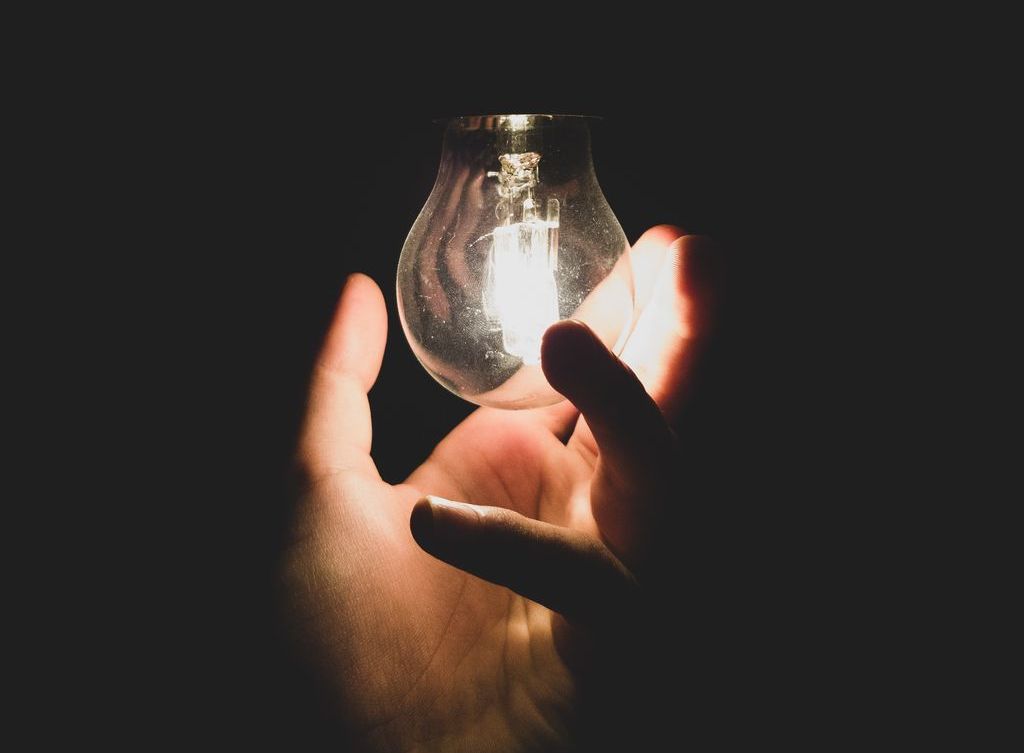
(397, 114, 634, 409)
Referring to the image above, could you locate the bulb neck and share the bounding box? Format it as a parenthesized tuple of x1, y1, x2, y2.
(438, 115, 595, 185)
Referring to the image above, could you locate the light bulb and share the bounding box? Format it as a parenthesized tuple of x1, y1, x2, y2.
(397, 114, 634, 409)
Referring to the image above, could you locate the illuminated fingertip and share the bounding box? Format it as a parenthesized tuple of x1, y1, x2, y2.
(635, 224, 686, 247)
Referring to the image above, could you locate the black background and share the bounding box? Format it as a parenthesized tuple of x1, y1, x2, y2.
(121, 33, 868, 748)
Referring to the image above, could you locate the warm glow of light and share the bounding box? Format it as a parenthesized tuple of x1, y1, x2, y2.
(484, 218, 560, 364)
(504, 114, 531, 131)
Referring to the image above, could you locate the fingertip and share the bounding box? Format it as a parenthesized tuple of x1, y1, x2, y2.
(674, 235, 720, 300)
(543, 319, 596, 349)
(340, 272, 386, 311)
(340, 271, 358, 294)
(412, 496, 482, 555)
(630, 226, 688, 306)
(635, 224, 687, 247)
(541, 320, 605, 394)
(410, 497, 435, 548)
(319, 271, 388, 388)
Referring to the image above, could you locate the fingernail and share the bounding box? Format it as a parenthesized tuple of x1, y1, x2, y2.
(427, 496, 480, 539)
(411, 496, 480, 550)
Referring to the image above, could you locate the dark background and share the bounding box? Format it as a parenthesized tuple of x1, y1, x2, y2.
(127, 38, 865, 748)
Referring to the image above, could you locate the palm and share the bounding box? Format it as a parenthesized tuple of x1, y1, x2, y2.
(289, 407, 599, 750)
(282, 226, 712, 751)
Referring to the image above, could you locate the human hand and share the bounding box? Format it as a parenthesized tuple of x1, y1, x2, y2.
(280, 226, 720, 751)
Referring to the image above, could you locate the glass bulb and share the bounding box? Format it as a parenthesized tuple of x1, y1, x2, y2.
(397, 114, 634, 409)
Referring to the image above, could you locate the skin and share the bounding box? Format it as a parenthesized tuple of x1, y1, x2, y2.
(280, 226, 719, 751)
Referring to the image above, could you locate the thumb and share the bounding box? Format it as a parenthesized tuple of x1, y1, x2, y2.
(411, 496, 638, 628)
(296, 273, 387, 478)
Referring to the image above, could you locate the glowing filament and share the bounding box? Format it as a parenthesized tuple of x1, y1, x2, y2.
(486, 217, 559, 363)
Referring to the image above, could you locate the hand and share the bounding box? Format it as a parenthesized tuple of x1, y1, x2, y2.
(280, 226, 719, 751)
